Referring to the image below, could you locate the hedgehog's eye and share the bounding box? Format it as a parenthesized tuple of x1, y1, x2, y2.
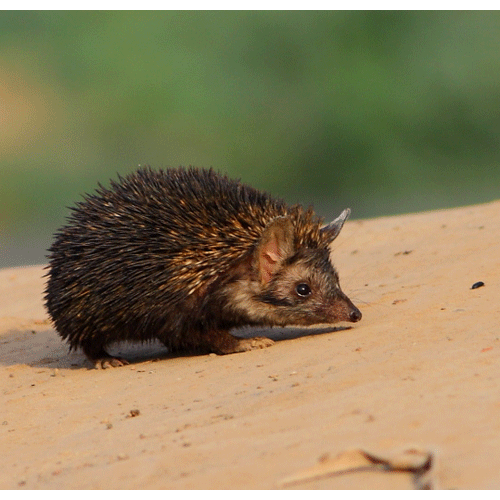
(296, 283, 312, 297)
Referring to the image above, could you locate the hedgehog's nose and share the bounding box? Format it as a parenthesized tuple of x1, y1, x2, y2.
(349, 306, 362, 322)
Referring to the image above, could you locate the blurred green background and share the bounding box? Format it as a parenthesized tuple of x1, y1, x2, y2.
(2, 11, 500, 268)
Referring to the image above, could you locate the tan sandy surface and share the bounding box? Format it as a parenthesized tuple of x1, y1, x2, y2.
(1, 200, 499, 489)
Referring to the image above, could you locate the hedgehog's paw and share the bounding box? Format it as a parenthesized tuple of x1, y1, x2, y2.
(82, 345, 130, 369)
(205, 332, 274, 355)
(236, 337, 275, 352)
(95, 356, 130, 369)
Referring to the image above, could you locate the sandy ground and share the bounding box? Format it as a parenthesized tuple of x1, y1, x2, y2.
(1, 200, 499, 490)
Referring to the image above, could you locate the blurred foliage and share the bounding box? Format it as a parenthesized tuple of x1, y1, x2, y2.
(2, 11, 500, 266)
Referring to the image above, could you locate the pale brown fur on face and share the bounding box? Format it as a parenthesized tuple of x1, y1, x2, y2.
(219, 249, 358, 328)
(216, 217, 361, 331)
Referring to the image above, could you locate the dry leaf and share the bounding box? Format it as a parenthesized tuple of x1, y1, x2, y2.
(278, 447, 434, 489)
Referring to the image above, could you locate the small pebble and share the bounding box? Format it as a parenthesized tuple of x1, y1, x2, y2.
(471, 281, 485, 289)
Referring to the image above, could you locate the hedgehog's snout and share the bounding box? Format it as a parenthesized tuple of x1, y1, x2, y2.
(349, 305, 362, 322)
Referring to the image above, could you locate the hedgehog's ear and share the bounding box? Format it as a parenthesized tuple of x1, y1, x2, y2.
(256, 216, 295, 285)
(321, 208, 351, 243)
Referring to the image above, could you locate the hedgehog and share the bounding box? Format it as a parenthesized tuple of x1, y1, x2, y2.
(44, 166, 361, 368)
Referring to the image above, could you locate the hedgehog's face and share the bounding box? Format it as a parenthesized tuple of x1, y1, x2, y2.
(257, 248, 362, 326)
(250, 214, 361, 327)
(221, 214, 361, 328)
